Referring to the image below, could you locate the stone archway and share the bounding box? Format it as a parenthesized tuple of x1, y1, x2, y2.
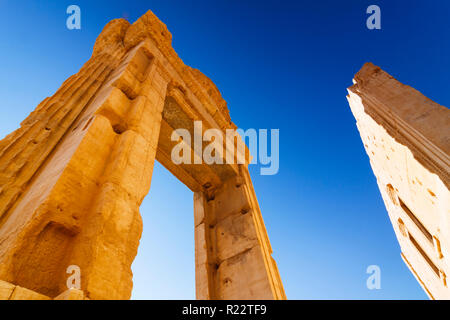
(0, 11, 285, 300)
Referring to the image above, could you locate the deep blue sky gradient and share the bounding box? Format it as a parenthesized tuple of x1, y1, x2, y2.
(0, 0, 449, 299)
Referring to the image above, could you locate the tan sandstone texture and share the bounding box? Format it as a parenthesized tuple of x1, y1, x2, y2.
(347, 63, 450, 299)
(0, 10, 285, 300)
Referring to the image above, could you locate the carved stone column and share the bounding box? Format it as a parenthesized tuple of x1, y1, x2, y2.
(194, 166, 285, 300)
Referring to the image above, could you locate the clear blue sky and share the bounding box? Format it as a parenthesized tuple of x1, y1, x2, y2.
(0, 0, 448, 299)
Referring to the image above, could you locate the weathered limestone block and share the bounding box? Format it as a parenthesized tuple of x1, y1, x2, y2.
(208, 179, 251, 221)
(0, 280, 52, 300)
(0, 114, 118, 298)
(9, 286, 51, 300)
(54, 288, 86, 300)
(195, 222, 210, 300)
(214, 210, 259, 262)
(0, 280, 15, 300)
(216, 245, 273, 300)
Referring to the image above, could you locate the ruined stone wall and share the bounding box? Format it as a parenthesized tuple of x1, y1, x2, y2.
(347, 63, 450, 299)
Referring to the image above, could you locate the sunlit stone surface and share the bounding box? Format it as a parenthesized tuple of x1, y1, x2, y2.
(347, 63, 450, 299)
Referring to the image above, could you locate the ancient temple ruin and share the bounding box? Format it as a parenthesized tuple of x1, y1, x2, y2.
(0, 11, 285, 300)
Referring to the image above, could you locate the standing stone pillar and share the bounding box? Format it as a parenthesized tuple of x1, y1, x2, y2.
(0, 19, 169, 299)
(66, 44, 169, 300)
(347, 63, 450, 299)
(194, 166, 286, 300)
